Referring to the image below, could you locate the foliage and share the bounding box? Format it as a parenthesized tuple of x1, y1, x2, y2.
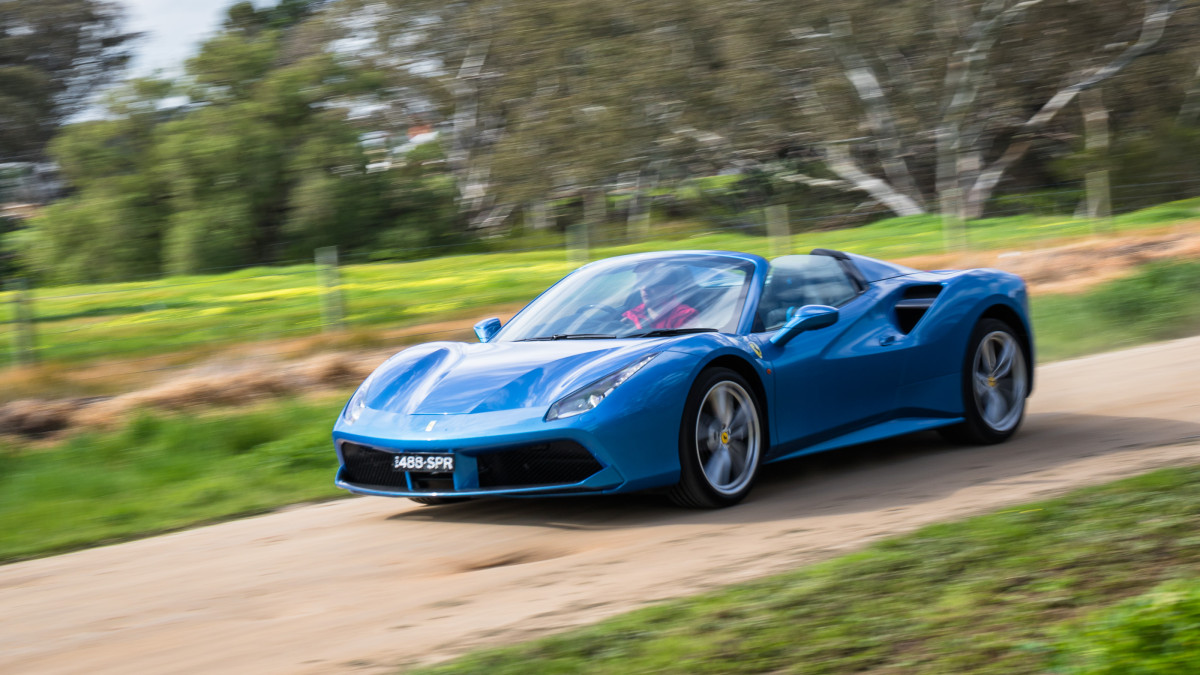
(0, 399, 344, 562)
(349, 0, 1200, 222)
(0, 0, 135, 163)
(22, 2, 457, 282)
(1033, 259, 1200, 361)
(1054, 579, 1200, 675)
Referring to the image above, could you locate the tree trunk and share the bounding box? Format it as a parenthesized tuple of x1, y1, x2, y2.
(962, 0, 1176, 218)
(825, 145, 926, 216)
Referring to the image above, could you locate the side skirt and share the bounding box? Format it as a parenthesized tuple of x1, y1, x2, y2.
(765, 416, 964, 465)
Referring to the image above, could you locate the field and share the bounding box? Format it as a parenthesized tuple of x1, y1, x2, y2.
(3, 198, 1200, 371)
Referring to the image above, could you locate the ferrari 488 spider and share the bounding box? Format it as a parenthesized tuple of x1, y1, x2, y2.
(333, 249, 1033, 508)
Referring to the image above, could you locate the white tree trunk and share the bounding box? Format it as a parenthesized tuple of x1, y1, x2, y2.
(963, 0, 1177, 217)
(825, 145, 926, 216)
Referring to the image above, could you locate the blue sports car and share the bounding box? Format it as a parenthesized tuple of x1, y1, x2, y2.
(333, 249, 1033, 508)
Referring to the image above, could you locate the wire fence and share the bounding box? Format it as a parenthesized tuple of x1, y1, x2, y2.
(3, 175, 1200, 371)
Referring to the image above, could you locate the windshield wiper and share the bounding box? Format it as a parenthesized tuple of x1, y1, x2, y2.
(624, 327, 719, 338)
(518, 333, 617, 341)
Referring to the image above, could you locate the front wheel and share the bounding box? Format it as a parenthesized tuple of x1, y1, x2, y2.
(669, 367, 765, 508)
(939, 318, 1029, 445)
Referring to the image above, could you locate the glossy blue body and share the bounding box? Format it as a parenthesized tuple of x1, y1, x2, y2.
(332, 250, 1033, 499)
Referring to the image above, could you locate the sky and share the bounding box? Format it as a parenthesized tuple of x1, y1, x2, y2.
(119, 0, 261, 77)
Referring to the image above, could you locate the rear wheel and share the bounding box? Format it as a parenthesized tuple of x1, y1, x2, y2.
(408, 497, 470, 506)
(669, 368, 764, 508)
(939, 318, 1029, 444)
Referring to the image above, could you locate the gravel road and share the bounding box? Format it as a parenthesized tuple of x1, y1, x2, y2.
(3, 336, 1199, 674)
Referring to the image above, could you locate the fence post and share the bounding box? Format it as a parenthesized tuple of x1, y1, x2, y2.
(766, 204, 789, 258)
(941, 186, 968, 252)
(315, 246, 345, 332)
(568, 189, 598, 264)
(6, 278, 37, 366)
(1081, 87, 1112, 229)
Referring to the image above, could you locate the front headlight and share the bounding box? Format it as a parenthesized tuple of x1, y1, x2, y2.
(545, 354, 657, 421)
(342, 369, 381, 425)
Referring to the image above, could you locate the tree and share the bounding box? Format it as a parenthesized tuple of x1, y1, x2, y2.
(722, 0, 1191, 219)
(0, 0, 135, 163)
(25, 79, 173, 283)
(25, 1, 439, 281)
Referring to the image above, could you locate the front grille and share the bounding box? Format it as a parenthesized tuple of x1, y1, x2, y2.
(341, 442, 416, 489)
(476, 441, 602, 488)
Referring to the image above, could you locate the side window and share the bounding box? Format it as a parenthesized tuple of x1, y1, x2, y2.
(757, 255, 859, 331)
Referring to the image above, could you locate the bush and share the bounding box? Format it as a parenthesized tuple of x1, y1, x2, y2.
(1054, 579, 1200, 675)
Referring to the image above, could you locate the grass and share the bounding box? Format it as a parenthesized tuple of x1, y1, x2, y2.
(0, 398, 343, 561)
(2, 257, 1200, 564)
(2, 197, 1199, 369)
(1033, 259, 1200, 361)
(413, 466, 1200, 675)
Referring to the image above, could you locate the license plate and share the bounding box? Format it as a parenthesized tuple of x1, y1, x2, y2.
(392, 453, 455, 473)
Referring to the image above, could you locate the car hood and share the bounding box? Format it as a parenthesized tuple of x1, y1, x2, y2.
(359, 339, 666, 415)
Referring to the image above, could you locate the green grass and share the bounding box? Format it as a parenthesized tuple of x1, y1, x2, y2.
(0, 399, 344, 561)
(3, 197, 1199, 368)
(413, 466, 1200, 675)
(1033, 260, 1200, 361)
(1, 257, 1199, 563)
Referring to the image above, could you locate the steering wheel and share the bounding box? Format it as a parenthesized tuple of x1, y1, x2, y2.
(578, 304, 626, 322)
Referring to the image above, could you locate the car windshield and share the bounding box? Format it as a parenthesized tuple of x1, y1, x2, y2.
(495, 255, 756, 341)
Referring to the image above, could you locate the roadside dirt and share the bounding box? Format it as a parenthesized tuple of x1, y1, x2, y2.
(902, 223, 1200, 295)
(3, 224, 1199, 439)
(2, 336, 1200, 674)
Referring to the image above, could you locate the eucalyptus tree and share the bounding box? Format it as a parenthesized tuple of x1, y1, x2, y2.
(728, 0, 1192, 218)
(0, 0, 135, 163)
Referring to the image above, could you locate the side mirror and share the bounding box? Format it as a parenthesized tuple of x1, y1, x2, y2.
(769, 305, 839, 347)
(473, 317, 502, 343)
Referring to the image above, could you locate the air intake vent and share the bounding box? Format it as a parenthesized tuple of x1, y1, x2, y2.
(477, 441, 602, 488)
(895, 285, 942, 334)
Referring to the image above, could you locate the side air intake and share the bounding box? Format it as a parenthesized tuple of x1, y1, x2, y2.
(895, 285, 942, 334)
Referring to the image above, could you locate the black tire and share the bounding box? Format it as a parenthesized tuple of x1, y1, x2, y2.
(939, 318, 1030, 445)
(669, 367, 765, 508)
(408, 496, 471, 506)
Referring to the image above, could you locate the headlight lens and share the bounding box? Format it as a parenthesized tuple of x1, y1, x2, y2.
(342, 369, 381, 425)
(545, 354, 657, 421)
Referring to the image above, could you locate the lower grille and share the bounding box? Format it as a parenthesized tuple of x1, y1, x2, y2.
(477, 441, 602, 488)
(340, 440, 602, 492)
(341, 442, 430, 489)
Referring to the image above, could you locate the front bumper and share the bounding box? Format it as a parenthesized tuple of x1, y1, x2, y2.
(335, 438, 625, 497)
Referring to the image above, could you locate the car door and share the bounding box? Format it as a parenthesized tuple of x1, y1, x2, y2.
(752, 255, 908, 454)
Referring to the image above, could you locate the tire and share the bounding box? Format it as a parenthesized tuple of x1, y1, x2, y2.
(408, 496, 471, 506)
(939, 318, 1030, 445)
(669, 367, 765, 508)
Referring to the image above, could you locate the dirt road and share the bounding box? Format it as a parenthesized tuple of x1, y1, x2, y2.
(3, 337, 1200, 674)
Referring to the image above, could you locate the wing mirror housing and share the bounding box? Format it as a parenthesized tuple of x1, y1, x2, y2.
(474, 317, 502, 342)
(769, 305, 839, 347)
